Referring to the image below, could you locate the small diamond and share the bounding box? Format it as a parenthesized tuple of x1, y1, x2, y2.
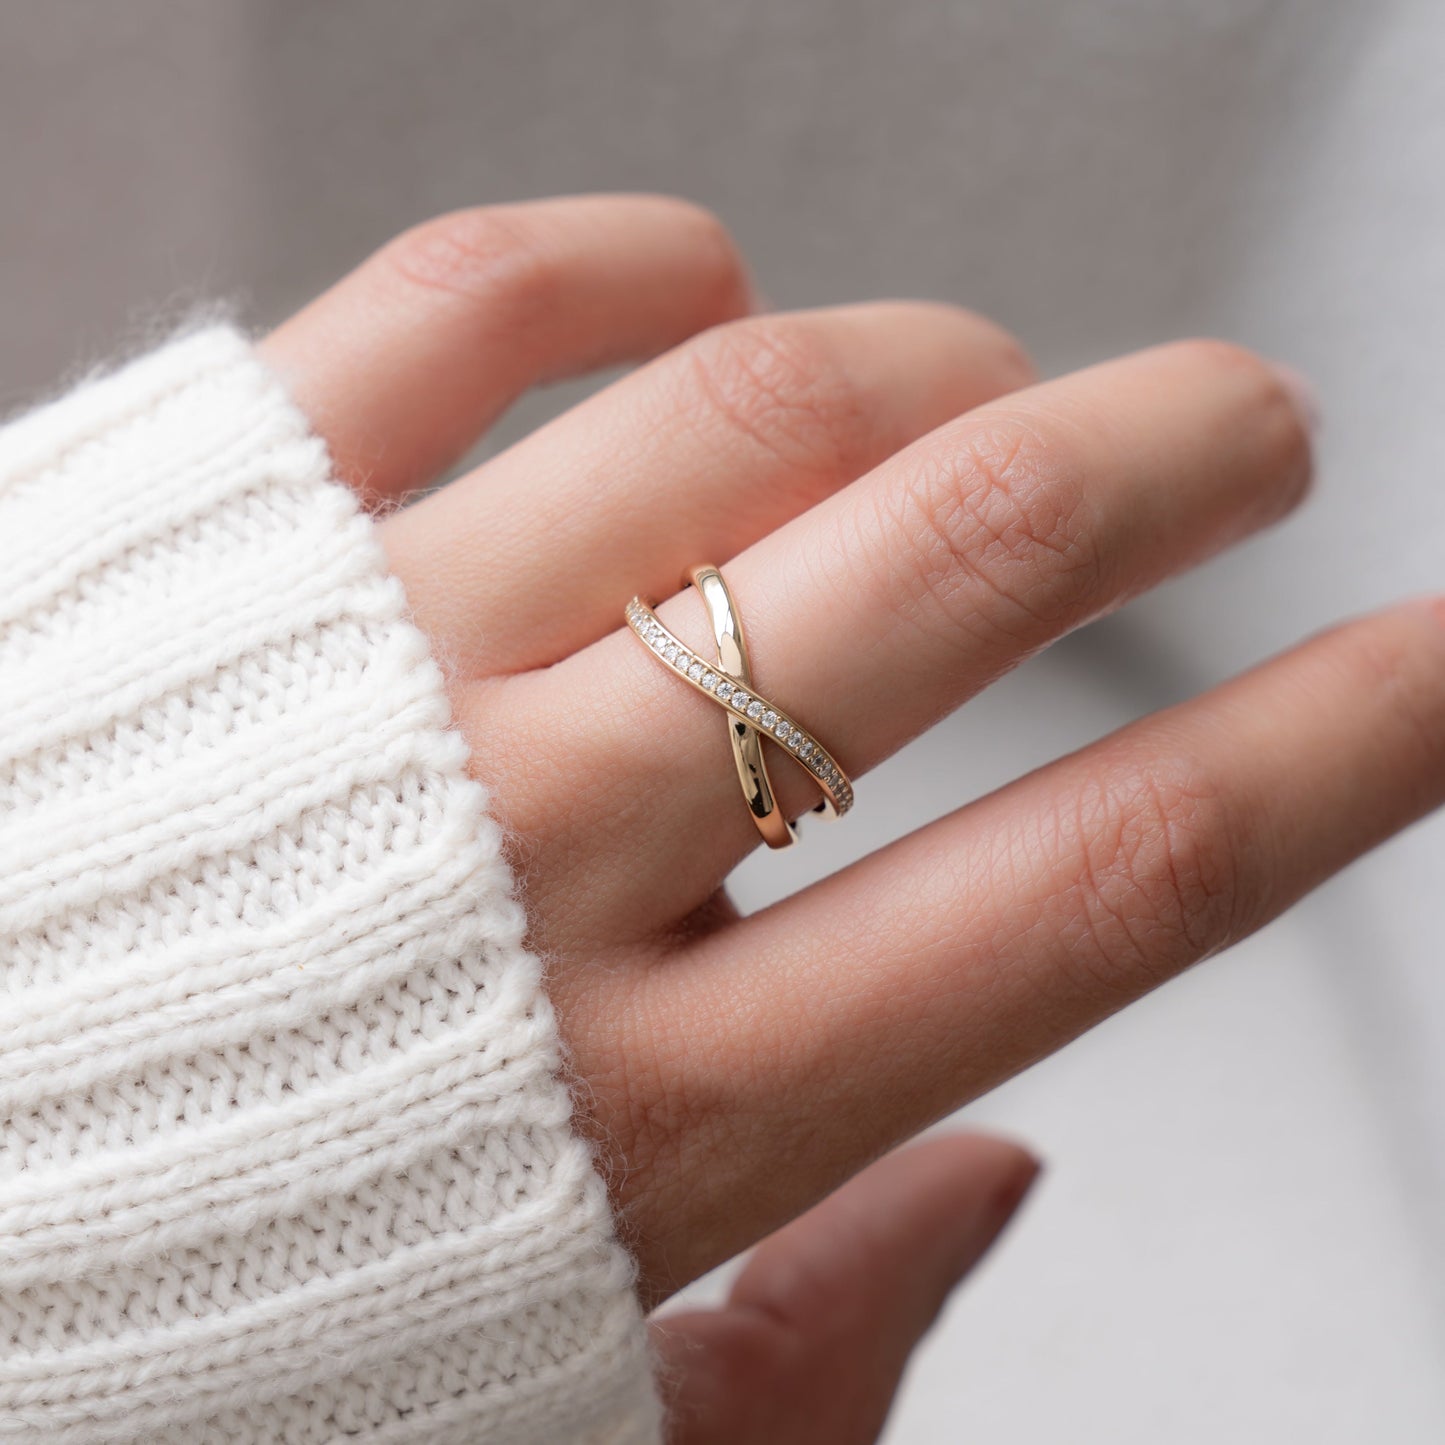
(761, 709, 778, 729)
(701, 670, 717, 689)
(746, 699, 764, 720)
(799, 741, 814, 760)
(664, 644, 680, 664)
(813, 756, 828, 774)
(788, 732, 803, 750)
(688, 660, 705, 681)
(774, 720, 791, 742)
(716, 680, 734, 701)
(732, 691, 751, 711)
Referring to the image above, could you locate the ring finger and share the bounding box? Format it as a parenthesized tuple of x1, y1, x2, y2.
(515, 338, 1313, 938)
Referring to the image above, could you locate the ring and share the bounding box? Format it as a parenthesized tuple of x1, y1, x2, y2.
(625, 568, 854, 834)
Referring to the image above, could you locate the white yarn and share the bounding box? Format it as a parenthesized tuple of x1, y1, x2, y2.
(0, 329, 661, 1443)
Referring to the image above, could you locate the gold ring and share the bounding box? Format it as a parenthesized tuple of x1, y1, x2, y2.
(625, 570, 853, 833)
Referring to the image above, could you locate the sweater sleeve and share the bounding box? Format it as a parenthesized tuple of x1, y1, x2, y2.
(0, 328, 661, 1444)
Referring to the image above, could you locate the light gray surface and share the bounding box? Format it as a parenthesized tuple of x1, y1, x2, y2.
(3, 2, 1442, 1439)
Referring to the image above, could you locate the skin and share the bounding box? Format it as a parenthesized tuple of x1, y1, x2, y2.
(261, 194, 1445, 1441)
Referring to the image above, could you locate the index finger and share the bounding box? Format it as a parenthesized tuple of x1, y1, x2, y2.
(261, 194, 754, 505)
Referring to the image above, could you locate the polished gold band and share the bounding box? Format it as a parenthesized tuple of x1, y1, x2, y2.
(685, 564, 795, 849)
(625, 574, 854, 833)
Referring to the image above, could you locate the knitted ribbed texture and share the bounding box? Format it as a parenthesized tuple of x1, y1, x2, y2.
(0, 329, 660, 1444)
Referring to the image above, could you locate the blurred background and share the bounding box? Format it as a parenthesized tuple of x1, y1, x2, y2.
(3, 2, 1442, 1439)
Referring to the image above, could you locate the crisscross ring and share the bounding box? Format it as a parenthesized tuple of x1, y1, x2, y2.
(625, 567, 853, 844)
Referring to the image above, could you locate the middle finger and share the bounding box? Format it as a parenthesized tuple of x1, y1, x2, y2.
(381, 302, 1033, 675)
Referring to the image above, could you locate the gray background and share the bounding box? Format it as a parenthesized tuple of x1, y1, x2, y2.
(3, 2, 1443, 1440)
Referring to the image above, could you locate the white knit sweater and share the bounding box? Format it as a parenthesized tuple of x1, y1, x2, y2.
(0, 330, 660, 1443)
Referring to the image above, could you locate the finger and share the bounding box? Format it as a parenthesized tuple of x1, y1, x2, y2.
(632, 596, 1445, 1289)
(260, 194, 754, 506)
(523, 339, 1312, 938)
(380, 301, 1033, 673)
(653, 1133, 1039, 1445)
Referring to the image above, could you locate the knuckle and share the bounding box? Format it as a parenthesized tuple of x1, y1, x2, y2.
(887, 414, 1103, 639)
(381, 207, 559, 317)
(1060, 757, 1248, 998)
(681, 315, 872, 479)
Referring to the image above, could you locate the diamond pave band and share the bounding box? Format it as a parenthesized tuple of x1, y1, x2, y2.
(625, 595, 854, 817)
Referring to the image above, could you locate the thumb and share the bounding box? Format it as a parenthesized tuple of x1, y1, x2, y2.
(652, 1131, 1040, 1445)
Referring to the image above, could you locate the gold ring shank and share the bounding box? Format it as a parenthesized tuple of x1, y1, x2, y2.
(625, 594, 854, 819)
(686, 564, 795, 849)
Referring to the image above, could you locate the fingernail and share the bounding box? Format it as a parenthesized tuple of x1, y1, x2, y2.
(1271, 361, 1321, 434)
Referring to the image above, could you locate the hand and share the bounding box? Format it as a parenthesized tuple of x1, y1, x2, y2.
(261, 194, 1445, 1433)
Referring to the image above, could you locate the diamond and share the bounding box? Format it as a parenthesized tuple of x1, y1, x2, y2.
(688, 660, 705, 681)
(664, 644, 680, 664)
(746, 700, 764, 720)
(774, 720, 791, 742)
(761, 709, 778, 729)
(788, 732, 803, 750)
(732, 691, 751, 711)
(701, 670, 717, 689)
(799, 741, 814, 760)
(716, 680, 734, 701)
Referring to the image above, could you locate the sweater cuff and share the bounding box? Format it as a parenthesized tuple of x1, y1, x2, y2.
(0, 327, 660, 1444)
